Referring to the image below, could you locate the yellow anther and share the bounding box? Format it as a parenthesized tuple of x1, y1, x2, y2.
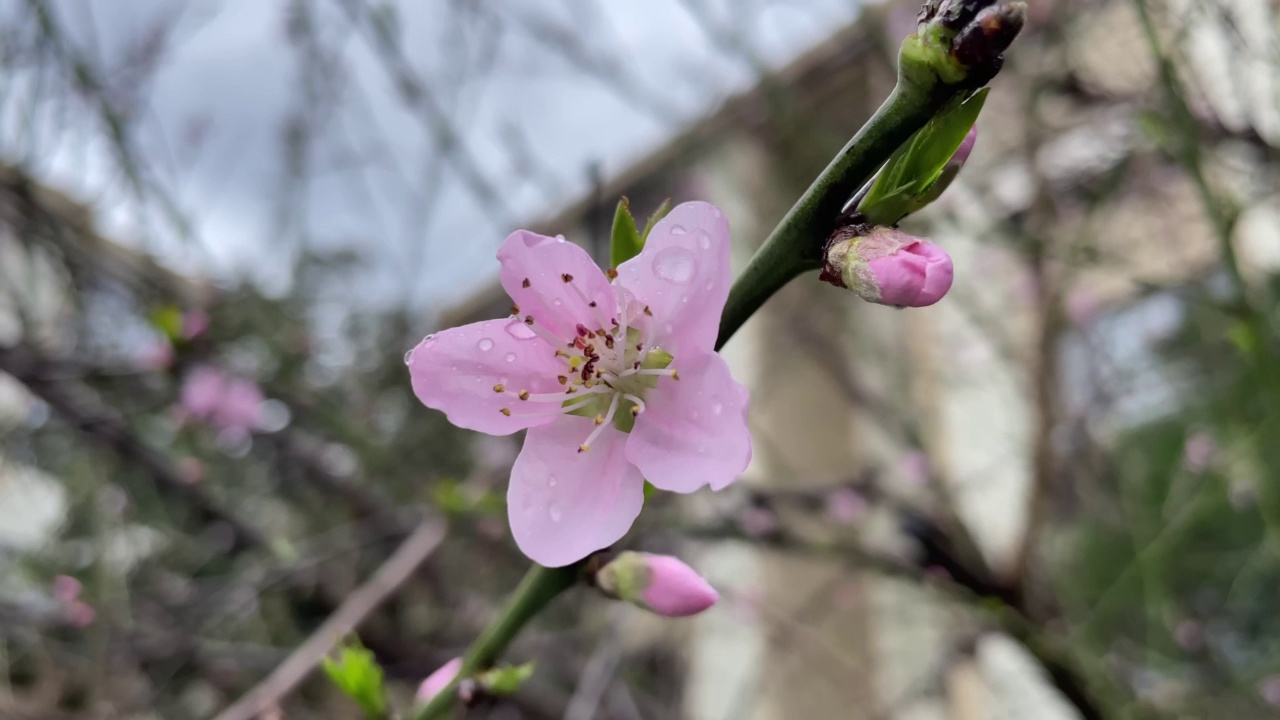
(492, 384, 505, 393)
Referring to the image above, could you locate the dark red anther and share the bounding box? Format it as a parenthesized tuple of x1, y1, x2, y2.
(576, 323, 590, 337)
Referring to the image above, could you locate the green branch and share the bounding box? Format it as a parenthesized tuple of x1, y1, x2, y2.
(410, 3, 1026, 717)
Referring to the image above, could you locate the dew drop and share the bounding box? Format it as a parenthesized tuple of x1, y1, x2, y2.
(652, 246, 696, 284)
(522, 496, 536, 514)
(704, 280, 715, 290)
(547, 475, 558, 488)
(681, 295, 689, 304)
(670, 224, 687, 235)
(403, 348, 414, 364)
(478, 338, 495, 352)
(698, 444, 708, 454)
(552, 298, 563, 306)
(549, 503, 563, 522)
(712, 400, 724, 415)
(505, 352, 517, 363)
(555, 234, 567, 243)
(450, 363, 459, 371)
(663, 323, 674, 335)
(505, 319, 537, 340)
(696, 230, 712, 249)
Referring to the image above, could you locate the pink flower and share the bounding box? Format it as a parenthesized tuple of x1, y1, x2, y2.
(182, 310, 211, 340)
(65, 601, 96, 628)
(825, 488, 868, 524)
(595, 551, 719, 617)
(416, 657, 462, 703)
(822, 227, 954, 308)
(52, 575, 82, 603)
(134, 340, 175, 371)
(407, 203, 752, 567)
(180, 366, 263, 434)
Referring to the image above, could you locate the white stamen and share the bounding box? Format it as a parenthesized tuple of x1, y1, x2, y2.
(578, 392, 620, 452)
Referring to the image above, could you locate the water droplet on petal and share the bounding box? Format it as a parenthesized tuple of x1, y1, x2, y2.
(698, 444, 708, 453)
(522, 496, 536, 514)
(681, 295, 689, 304)
(663, 323, 674, 335)
(712, 401, 724, 415)
(652, 246, 696, 284)
(555, 234, 567, 243)
(704, 280, 715, 290)
(505, 352, 517, 363)
(403, 348, 415, 364)
(696, 230, 712, 249)
(547, 475, 558, 488)
(553, 298, 562, 306)
(549, 503, 563, 522)
(450, 363, 459, 371)
(670, 224, 687, 235)
(478, 338, 495, 352)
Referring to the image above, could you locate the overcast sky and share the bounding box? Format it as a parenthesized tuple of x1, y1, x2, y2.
(2, 0, 866, 312)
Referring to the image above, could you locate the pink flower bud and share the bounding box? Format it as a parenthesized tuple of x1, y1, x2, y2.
(595, 552, 719, 617)
(822, 226, 954, 308)
(950, 126, 977, 169)
(416, 657, 462, 702)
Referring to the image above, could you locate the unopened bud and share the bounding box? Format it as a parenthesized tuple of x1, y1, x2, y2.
(821, 226, 954, 308)
(595, 551, 719, 617)
(416, 657, 462, 702)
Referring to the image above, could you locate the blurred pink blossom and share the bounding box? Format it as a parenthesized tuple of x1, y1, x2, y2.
(1259, 675, 1280, 708)
(65, 601, 96, 629)
(1066, 287, 1102, 327)
(182, 310, 211, 340)
(180, 366, 263, 434)
(1183, 430, 1216, 473)
(739, 506, 777, 538)
(900, 450, 932, 487)
(134, 340, 174, 371)
(52, 575, 82, 603)
(1173, 619, 1203, 651)
(825, 488, 868, 524)
(416, 657, 462, 703)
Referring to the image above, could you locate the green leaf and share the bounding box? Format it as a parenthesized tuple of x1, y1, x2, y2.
(149, 305, 184, 341)
(639, 199, 672, 243)
(478, 662, 535, 695)
(322, 643, 389, 719)
(858, 87, 988, 226)
(610, 198, 643, 267)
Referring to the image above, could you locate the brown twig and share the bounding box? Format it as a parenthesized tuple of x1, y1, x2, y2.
(212, 519, 448, 720)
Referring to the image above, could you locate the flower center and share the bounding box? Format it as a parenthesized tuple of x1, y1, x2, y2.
(492, 276, 678, 452)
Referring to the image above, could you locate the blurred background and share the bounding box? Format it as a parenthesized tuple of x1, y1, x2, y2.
(1, 0, 1279, 718)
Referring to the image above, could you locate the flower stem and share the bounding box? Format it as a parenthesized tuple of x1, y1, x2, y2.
(411, 563, 581, 719)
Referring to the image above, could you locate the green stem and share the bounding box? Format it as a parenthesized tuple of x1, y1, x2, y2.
(717, 71, 952, 349)
(412, 564, 581, 719)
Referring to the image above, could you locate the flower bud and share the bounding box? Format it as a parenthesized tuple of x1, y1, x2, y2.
(821, 226, 954, 307)
(594, 551, 718, 617)
(416, 657, 462, 702)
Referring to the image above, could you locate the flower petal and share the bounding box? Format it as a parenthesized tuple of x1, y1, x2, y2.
(508, 417, 644, 567)
(498, 230, 619, 342)
(408, 318, 566, 436)
(625, 352, 751, 493)
(615, 202, 731, 357)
